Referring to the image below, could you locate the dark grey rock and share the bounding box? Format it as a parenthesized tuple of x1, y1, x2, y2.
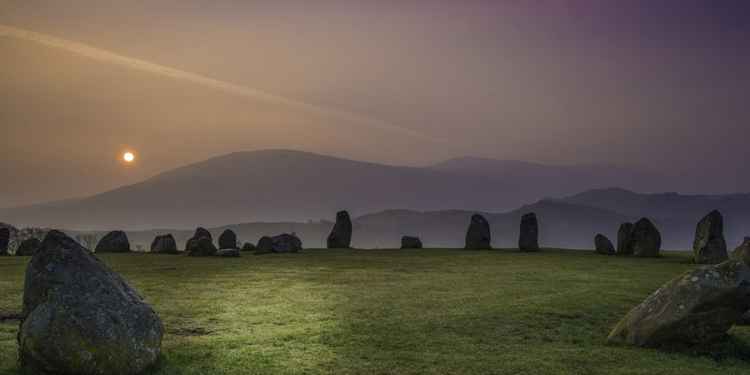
(616, 222, 635, 255)
(401, 236, 423, 249)
(607, 259, 750, 347)
(150, 234, 178, 254)
(0, 227, 9, 256)
(186, 236, 217, 257)
(518, 213, 540, 252)
(193, 227, 212, 241)
(18, 230, 163, 374)
(218, 229, 238, 250)
(255, 234, 302, 254)
(465, 214, 491, 250)
(731, 237, 750, 265)
(594, 234, 615, 255)
(16, 238, 41, 257)
(631, 218, 661, 258)
(327, 210, 352, 249)
(693, 210, 728, 264)
(255, 236, 274, 254)
(95, 230, 131, 253)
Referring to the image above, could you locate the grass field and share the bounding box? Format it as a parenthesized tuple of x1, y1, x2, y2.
(2, 249, 750, 374)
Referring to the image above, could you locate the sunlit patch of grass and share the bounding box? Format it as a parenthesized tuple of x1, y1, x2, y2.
(2, 249, 750, 374)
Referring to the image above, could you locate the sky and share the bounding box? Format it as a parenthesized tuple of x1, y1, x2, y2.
(1, 0, 749, 207)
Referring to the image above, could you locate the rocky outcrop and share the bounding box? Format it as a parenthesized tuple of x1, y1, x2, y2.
(607, 259, 750, 347)
(518, 213, 540, 252)
(150, 234, 178, 254)
(401, 236, 423, 249)
(327, 210, 353, 249)
(631, 218, 661, 258)
(18, 230, 163, 374)
(594, 234, 615, 255)
(465, 214, 491, 250)
(95, 230, 131, 253)
(693, 210, 728, 264)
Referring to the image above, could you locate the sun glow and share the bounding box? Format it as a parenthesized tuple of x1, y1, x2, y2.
(122, 152, 135, 163)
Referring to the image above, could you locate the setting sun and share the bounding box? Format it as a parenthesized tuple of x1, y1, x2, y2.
(122, 152, 135, 163)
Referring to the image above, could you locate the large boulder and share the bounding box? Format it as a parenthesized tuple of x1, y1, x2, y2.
(16, 238, 41, 256)
(607, 259, 750, 347)
(465, 214, 491, 250)
(731, 237, 750, 264)
(150, 234, 178, 254)
(255, 234, 303, 254)
(0, 227, 9, 256)
(693, 210, 728, 264)
(95, 230, 131, 253)
(218, 229, 238, 249)
(616, 222, 635, 255)
(327, 210, 353, 249)
(518, 213, 540, 252)
(401, 236, 423, 249)
(186, 236, 217, 257)
(631, 218, 661, 258)
(18, 230, 163, 374)
(594, 234, 615, 255)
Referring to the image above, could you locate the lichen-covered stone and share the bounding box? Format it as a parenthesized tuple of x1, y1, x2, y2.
(401, 236, 423, 249)
(150, 234, 178, 254)
(631, 218, 661, 258)
(95, 230, 131, 253)
(594, 234, 615, 255)
(327, 211, 353, 249)
(607, 259, 750, 347)
(693, 210, 728, 264)
(465, 214, 491, 250)
(616, 222, 634, 255)
(218, 229, 238, 250)
(518, 213, 540, 252)
(731, 237, 750, 265)
(18, 230, 163, 375)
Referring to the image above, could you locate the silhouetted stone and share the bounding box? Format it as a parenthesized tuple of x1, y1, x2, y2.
(327, 210, 353, 249)
(18, 230, 163, 374)
(594, 234, 615, 255)
(194, 227, 212, 241)
(693, 210, 728, 264)
(150, 234, 178, 254)
(518, 213, 540, 252)
(241, 242, 256, 252)
(631, 218, 661, 258)
(95, 230, 131, 253)
(607, 259, 750, 347)
(616, 222, 634, 255)
(255, 234, 303, 254)
(255, 236, 273, 254)
(731, 237, 750, 265)
(216, 249, 240, 257)
(16, 238, 41, 256)
(0, 227, 9, 256)
(186, 236, 217, 257)
(465, 214, 491, 250)
(218, 229, 238, 249)
(401, 236, 423, 249)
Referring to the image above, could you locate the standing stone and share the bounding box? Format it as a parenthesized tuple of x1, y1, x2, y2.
(594, 234, 615, 255)
(731, 237, 750, 265)
(465, 214, 491, 250)
(150, 234, 178, 254)
(401, 236, 423, 249)
(271, 233, 303, 253)
(218, 229, 238, 249)
(194, 227, 212, 241)
(16, 238, 41, 256)
(186, 236, 217, 257)
(327, 210, 353, 249)
(18, 230, 163, 375)
(631, 218, 661, 258)
(0, 227, 9, 256)
(607, 259, 750, 347)
(95, 230, 131, 253)
(693, 210, 728, 264)
(518, 213, 540, 252)
(241, 242, 256, 252)
(616, 222, 635, 255)
(256, 236, 274, 254)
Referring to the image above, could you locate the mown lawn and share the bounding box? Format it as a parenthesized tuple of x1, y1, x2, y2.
(2, 249, 750, 374)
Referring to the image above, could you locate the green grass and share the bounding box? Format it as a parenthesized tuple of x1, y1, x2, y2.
(2, 249, 750, 374)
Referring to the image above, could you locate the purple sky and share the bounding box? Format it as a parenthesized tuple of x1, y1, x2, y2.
(1, 1, 749, 207)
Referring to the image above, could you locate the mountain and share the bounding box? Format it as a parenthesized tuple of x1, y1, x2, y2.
(1, 149, 656, 230)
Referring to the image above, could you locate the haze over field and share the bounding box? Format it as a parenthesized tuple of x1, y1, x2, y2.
(2, 0, 750, 210)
